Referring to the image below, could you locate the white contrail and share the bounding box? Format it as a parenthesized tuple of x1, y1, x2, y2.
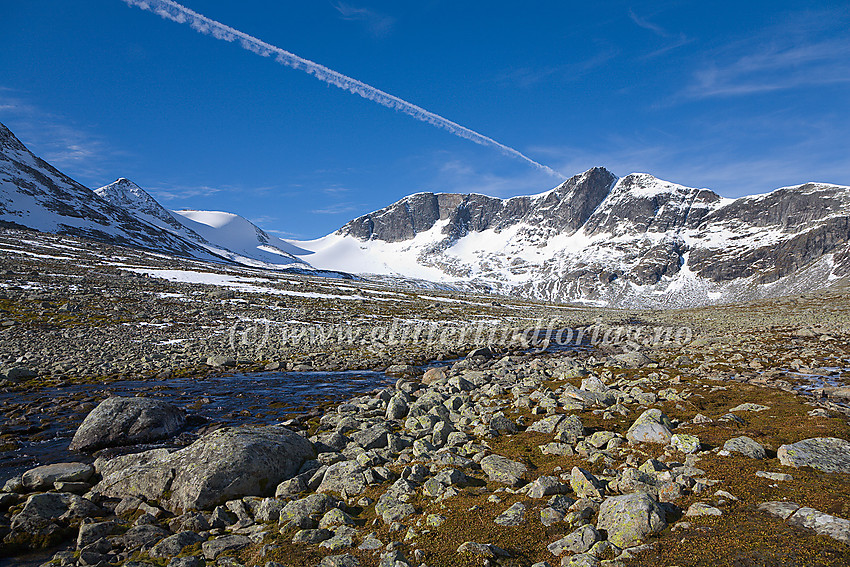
(122, 0, 562, 178)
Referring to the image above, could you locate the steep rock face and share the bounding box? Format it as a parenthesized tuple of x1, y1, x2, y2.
(582, 173, 722, 236)
(339, 167, 617, 243)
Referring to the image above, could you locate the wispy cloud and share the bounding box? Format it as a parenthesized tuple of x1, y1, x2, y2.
(628, 9, 668, 37)
(0, 88, 120, 181)
(312, 202, 362, 215)
(628, 8, 693, 58)
(686, 39, 850, 98)
(496, 48, 617, 88)
(682, 11, 850, 99)
(148, 185, 224, 201)
(333, 2, 395, 37)
(320, 185, 351, 194)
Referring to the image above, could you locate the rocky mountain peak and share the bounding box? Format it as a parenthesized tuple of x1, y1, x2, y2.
(95, 178, 185, 231)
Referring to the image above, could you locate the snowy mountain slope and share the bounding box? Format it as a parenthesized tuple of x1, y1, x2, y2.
(287, 168, 850, 307)
(95, 178, 312, 270)
(0, 121, 226, 261)
(171, 209, 312, 267)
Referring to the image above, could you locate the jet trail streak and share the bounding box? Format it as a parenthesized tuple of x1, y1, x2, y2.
(123, 0, 562, 177)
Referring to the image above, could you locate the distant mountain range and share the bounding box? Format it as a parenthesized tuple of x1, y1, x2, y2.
(2, 120, 848, 307)
(0, 122, 311, 271)
(290, 168, 850, 307)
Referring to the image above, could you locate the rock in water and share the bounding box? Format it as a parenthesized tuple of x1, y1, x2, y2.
(69, 397, 186, 451)
(777, 437, 850, 473)
(596, 493, 666, 548)
(93, 425, 315, 512)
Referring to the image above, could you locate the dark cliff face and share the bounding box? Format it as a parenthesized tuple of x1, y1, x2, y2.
(338, 166, 618, 243)
(700, 184, 849, 230)
(582, 174, 723, 237)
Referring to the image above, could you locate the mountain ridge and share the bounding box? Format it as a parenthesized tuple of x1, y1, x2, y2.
(289, 168, 850, 307)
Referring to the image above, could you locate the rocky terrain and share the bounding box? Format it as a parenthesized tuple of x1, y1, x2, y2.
(1, 226, 849, 567)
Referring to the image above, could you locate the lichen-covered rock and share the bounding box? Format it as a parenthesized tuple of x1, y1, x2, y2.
(279, 493, 340, 530)
(70, 397, 186, 452)
(570, 467, 604, 499)
(723, 436, 767, 459)
(149, 531, 205, 559)
(671, 434, 700, 454)
(777, 437, 850, 473)
(317, 461, 368, 497)
(480, 454, 527, 486)
(93, 425, 314, 512)
(626, 409, 673, 444)
(8, 492, 102, 549)
(494, 502, 527, 526)
(527, 476, 570, 499)
(596, 493, 666, 548)
(202, 534, 251, 560)
(547, 524, 600, 556)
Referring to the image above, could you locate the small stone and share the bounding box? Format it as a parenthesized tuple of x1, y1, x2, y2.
(527, 476, 570, 499)
(729, 403, 770, 412)
(202, 535, 252, 560)
(758, 501, 801, 520)
(570, 467, 604, 499)
(755, 471, 793, 482)
(456, 542, 509, 558)
(685, 502, 723, 517)
(22, 463, 94, 491)
(291, 529, 333, 544)
(494, 502, 527, 526)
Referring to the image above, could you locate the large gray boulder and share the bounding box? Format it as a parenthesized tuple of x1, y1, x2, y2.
(777, 437, 850, 473)
(93, 425, 315, 512)
(723, 436, 767, 459)
(596, 493, 666, 548)
(22, 462, 95, 491)
(70, 397, 186, 452)
(480, 455, 527, 486)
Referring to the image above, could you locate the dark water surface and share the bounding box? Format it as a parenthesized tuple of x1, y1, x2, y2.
(0, 369, 396, 482)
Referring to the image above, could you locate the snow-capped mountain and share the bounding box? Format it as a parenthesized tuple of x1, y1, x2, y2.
(288, 167, 850, 307)
(95, 178, 311, 269)
(0, 121, 220, 261)
(4, 119, 847, 308)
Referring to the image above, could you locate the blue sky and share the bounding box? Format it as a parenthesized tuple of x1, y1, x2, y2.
(2, 1, 849, 239)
